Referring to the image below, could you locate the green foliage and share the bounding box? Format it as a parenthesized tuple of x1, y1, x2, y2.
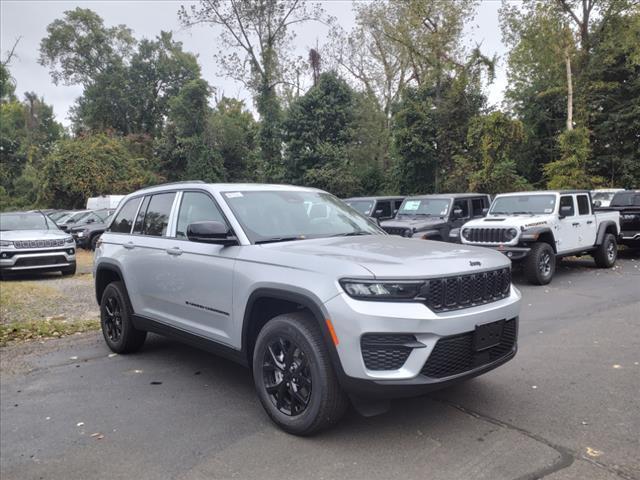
(544, 127, 604, 189)
(0, 64, 16, 102)
(40, 134, 159, 208)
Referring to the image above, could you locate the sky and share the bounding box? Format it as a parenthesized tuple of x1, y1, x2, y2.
(1, 0, 509, 127)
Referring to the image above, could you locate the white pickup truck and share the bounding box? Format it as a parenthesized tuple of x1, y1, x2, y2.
(460, 190, 620, 284)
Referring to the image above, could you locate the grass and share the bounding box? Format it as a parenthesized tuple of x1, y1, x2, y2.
(0, 281, 62, 316)
(0, 318, 100, 346)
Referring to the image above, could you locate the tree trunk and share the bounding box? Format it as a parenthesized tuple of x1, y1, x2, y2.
(565, 47, 573, 131)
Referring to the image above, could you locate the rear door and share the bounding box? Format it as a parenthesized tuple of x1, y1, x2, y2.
(451, 198, 471, 228)
(576, 193, 596, 248)
(162, 190, 238, 345)
(374, 200, 393, 221)
(557, 195, 580, 252)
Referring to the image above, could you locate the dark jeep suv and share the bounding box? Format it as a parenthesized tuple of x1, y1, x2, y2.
(381, 194, 491, 241)
(344, 196, 405, 222)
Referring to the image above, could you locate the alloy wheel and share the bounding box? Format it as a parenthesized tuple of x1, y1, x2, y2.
(262, 336, 312, 416)
(103, 295, 123, 342)
(607, 241, 616, 262)
(539, 252, 552, 276)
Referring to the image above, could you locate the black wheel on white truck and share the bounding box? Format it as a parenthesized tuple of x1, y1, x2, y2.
(593, 233, 617, 268)
(524, 242, 556, 285)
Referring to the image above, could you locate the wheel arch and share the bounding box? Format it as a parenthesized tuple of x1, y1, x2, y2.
(595, 220, 618, 245)
(522, 227, 557, 253)
(95, 262, 126, 305)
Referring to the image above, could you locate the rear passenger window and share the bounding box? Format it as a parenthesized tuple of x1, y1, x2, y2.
(176, 192, 226, 239)
(376, 201, 392, 218)
(471, 198, 485, 217)
(139, 193, 176, 236)
(108, 197, 141, 234)
(560, 196, 575, 216)
(577, 195, 590, 215)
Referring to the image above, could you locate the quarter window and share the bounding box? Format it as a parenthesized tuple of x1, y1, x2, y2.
(108, 197, 141, 234)
(139, 193, 176, 236)
(176, 192, 226, 239)
(577, 195, 590, 215)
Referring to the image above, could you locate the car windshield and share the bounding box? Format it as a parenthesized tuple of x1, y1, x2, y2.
(48, 211, 68, 221)
(490, 195, 557, 215)
(610, 192, 640, 206)
(344, 200, 375, 216)
(397, 198, 450, 217)
(222, 190, 382, 243)
(57, 211, 89, 224)
(592, 192, 615, 202)
(0, 212, 55, 231)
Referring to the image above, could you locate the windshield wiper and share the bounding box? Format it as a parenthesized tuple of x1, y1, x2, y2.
(330, 231, 372, 237)
(255, 236, 305, 245)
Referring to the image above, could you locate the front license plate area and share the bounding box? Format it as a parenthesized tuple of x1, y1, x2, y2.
(474, 320, 504, 351)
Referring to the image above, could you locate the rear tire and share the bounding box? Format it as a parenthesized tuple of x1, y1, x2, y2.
(524, 242, 556, 285)
(100, 281, 146, 353)
(593, 233, 617, 268)
(252, 311, 348, 436)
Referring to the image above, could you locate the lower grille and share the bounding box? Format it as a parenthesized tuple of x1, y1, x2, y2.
(361, 334, 416, 371)
(422, 268, 511, 312)
(14, 256, 67, 267)
(421, 319, 517, 378)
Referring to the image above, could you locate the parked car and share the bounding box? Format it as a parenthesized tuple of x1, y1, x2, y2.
(596, 190, 639, 250)
(460, 190, 620, 285)
(70, 214, 112, 250)
(591, 188, 625, 208)
(56, 209, 111, 232)
(47, 210, 72, 222)
(381, 193, 491, 242)
(94, 182, 521, 435)
(344, 196, 405, 222)
(0, 211, 76, 277)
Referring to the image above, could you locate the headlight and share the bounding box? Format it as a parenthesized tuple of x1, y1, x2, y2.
(340, 280, 423, 300)
(462, 228, 471, 240)
(0, 240, 12, 247)
(77, 231, 85, 238)
(64, 236, 74, 244)
(505, 228, 518, 241)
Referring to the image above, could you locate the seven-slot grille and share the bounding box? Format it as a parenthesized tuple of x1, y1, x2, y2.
(382, 226, 408, 236)
(466, 228, 511, 243)
(421, 318, 517, 378)
(13, 239, 65, 249)
(421, 268, 511, 312)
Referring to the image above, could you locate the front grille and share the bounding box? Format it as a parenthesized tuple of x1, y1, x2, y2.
(421, 319, 517, 378)
(14, 256, 67, 267)
(361, 333, 416, 370)
(466, 228, 511, 243)
(14, 239, 65, 249)
(383, 226, 407, 236)
(422, 268, 511, 312)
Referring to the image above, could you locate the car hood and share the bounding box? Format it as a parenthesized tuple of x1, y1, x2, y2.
(0, 230, 70, 241)
(464, 214, 555, 230)
(381, 217, 447, 231)
(256, 235, 510, 278)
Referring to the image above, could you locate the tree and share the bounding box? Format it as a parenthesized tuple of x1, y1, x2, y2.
(544, 127, 604, 189)
(179, 0, 330, 178)
(40, 133, 158, 208)
(448, 112, 530, 194)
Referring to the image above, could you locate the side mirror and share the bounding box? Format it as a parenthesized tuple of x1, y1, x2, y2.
(393, 209, 398, 215)
(86, 218, 95, 224)
(593, 200, 602, 208)
(187, 221, 237, 245)
(452, 208, 463, 219)
(373, 209, 384, 218)
(482, 208, 489, 215)
(559, 205, 573, 218)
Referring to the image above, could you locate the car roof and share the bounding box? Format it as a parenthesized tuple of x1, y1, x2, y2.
(344, 196, 405, 201)
(406, 193, 488, 200)
(133, 182, 323, 195)
(495, 190, 590, 197)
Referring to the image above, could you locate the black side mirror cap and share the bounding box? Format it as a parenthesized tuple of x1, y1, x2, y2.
(187, 221, 237, 245)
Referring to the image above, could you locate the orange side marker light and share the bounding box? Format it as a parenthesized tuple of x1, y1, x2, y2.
(325, 319, 339, 346)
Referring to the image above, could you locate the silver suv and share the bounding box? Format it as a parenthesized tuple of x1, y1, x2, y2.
(94, 182, 521, 435)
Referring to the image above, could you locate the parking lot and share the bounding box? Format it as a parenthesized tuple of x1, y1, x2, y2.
(1, 251, 639, 480)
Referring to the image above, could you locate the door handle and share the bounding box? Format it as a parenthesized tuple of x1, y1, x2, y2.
(123, 242, 135, 250)
(586, 220, 593, 224)
(572, 222, 580, 227)
(166, 247, 183, 256)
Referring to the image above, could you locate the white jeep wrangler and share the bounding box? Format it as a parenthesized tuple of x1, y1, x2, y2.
(460, 191, 620, 285)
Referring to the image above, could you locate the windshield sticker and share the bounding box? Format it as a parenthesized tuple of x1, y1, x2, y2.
(403, 200, 420, 211)
(225, 192, 243, 198)
(440, 207, 449, 215)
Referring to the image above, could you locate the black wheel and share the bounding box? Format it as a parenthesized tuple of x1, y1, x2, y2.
(593, 233, 617, 268)
(524, 242, 556, 285)
(252, 312, 348, 436)
(61, 263, 76, 276)
(100, 281, 146, 353)
(90, 234, 100, 251)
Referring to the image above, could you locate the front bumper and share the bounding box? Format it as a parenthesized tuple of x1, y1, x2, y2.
(0, 247, 76, 272)
(462, 243, 531, 261)
(324, 286, 521, 396)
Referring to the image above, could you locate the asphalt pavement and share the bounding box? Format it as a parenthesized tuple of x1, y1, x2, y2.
(1, 252, 639, 480)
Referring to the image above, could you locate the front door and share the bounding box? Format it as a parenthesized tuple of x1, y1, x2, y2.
(556, 195, 580, 253)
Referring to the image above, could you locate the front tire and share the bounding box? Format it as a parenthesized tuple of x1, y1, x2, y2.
(252, 312, 348, 436)
(524, 242, 556, 285)
(593, 233, 617, 268)
(100, 281, 146, 353)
